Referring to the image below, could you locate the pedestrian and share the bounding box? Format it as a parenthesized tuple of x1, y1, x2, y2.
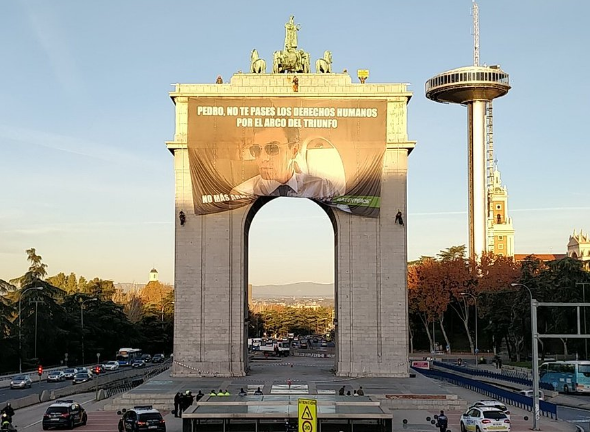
(353, 390, 359, 397)
(223, 389, 230, 396)
(239, 388, 247, 396)
(346, 391, 351, 396)
(254, 387, 263, 395)
(209, 389, 217, 396)
(338, 386, 345, 396)
(196, 390, 204, 401)
(357, 386, 364, 396)
(436, 410, 448, 432)
(218, 389, 225, 397)
(287, 379, 292, 389)
(173, 392, 181, 417)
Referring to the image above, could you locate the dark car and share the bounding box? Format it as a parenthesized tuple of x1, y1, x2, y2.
(131, 359, 147, 368)
(118, 406, 166, 432)
(151, 354, 165, 363)
(92, 364, 105, 375)
(72, 373, 92, 385)
(140, 354, 152, 362)
(42, 400, 87, 430)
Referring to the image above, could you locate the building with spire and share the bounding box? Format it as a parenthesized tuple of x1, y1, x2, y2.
(486, 167, 514, 256)
(568, 230, 590, 270)
(149, 268, 159, 282)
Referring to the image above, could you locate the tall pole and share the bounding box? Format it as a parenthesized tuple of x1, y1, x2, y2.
(512, 283, 540, 431)
(18, 286, 44, 373)
(577, 283, 590, 359)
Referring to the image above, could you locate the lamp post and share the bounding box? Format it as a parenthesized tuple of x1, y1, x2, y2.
(577, 283, 590, 359)
(512, 282, 540, 431)
(18, 286, 44, 373)
(80, 298, 97, 365)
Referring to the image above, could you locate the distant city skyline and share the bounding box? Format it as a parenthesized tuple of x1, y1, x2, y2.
(1, 1, 589, 286)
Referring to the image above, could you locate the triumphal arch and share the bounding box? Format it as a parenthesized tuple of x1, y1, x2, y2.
(166, 17, 415, 377)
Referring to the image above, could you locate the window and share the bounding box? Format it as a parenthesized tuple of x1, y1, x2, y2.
(498, 236, 504, 240)
(496, 204, 502, 210)
(498, 244, 504, 250)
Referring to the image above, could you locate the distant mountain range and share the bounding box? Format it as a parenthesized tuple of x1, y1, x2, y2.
(252, 282, 334, 298)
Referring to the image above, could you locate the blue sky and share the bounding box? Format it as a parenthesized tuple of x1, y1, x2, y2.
(1, 1, 589, 286)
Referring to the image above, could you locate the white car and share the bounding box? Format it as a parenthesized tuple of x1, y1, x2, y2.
(103, 361, 120, 371)
(47, 370, 66, 382)
(10, 374, 32, 389)
(518, 389, 545, 400)
(460, 407, 510, 432)
(469, 400, 510, 419)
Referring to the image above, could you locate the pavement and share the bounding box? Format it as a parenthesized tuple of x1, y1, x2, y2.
(100, 355, 579, 431)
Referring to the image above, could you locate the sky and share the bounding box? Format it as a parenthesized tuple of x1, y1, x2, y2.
(1, 1, 589, 287)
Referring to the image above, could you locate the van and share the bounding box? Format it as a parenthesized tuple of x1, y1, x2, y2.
(519, 389, 545, 400)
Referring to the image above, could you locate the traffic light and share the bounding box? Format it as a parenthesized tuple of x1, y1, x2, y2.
(37, 365, 43, 376)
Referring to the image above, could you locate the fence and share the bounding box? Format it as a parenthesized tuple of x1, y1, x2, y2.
(433, 361, 555, 390)
(413, 367, 558, 419)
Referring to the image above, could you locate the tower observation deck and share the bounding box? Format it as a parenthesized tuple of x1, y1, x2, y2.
(425, 2, 511, 260)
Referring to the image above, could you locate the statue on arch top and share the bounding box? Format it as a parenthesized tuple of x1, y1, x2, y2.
(284, 15, 300, 51)
(272, 16, 311, 74)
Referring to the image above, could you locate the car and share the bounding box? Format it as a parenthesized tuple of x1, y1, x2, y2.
(469, 400, 510, 418)
(140, 354, 152, 362)
(47, 371, 66, 382)
(72, 372, 92, 385)
(460, 407, 510, 432)
(117, 406, 166, 432)
(518, 389, 545, 400)
(131, 359, 147, 368)
(42, 399, 87, 430)
(103, 361, 120, 371)
(10, 374, 32, 389)
(151, 354, 165, 363)
(92, 364, 105, 375)
(62, 369, 77, 379)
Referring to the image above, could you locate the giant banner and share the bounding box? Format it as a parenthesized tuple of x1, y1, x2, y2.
(187, 97, 386, 217)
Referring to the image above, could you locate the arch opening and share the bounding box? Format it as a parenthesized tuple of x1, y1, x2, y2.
(244, 197, 337, 371)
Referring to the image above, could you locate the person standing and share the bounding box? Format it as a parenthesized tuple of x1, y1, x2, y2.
(436, 410, 448, 432)
(173, 393, 181, 417)
(196, 390, 204, 401)
(338, 386, 345, 396)
(357, 386, 364, 396)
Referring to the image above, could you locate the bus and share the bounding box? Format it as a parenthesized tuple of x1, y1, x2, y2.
(539, 360, 590, 393)
(116, 348, 143, 366)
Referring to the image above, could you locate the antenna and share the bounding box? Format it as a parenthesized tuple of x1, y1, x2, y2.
(473, 0, 480, 66)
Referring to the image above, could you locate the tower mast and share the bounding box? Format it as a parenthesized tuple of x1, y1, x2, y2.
(473, 0, 479, 67)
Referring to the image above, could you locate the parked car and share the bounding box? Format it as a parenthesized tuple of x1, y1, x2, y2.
(131, 359, 147, 368)
(117, 406, 166, 432)
(460, 407, 510, 432)
(151, 354, 165, 363)
(47, 371, 66, 382)
(72, 373, 92, 385)
(103, 361, 120, 371)
(469, 400, 510, 418)
(42, 399, 87, 430)
(10, 374, 32, 389)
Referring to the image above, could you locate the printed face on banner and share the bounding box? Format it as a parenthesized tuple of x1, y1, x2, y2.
(186, 98, 386, 217)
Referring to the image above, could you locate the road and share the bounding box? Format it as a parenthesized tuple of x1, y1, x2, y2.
(8, 392, 121, 432)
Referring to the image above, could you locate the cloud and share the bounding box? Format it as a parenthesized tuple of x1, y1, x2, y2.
(0, 124, 158, 167)
(21, 1, 85, 97)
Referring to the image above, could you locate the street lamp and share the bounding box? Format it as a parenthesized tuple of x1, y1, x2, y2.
(18, 286, 44, 373)
(512, 282, 540, 431)
(80, 298, 97, 365)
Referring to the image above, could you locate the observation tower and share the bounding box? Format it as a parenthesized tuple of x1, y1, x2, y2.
(425, 1, 510, 260)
